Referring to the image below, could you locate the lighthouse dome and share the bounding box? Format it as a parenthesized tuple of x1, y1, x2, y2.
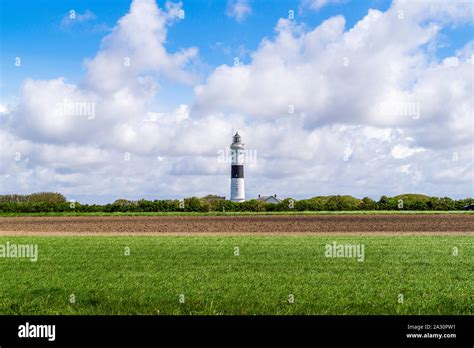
(233, 132, 241, 143)
(231, 132, 244, 150)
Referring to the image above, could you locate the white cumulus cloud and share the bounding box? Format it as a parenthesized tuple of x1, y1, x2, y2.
(226, 0, 252, 22)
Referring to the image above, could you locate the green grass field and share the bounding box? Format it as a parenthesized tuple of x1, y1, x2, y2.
(1, 210, 473, 217)
(0, 236, 472, 315)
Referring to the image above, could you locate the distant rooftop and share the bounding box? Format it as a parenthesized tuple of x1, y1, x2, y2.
(256, 194, 281, 204)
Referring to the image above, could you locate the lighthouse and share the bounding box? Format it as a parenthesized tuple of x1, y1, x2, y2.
(230, 132, 245, 202)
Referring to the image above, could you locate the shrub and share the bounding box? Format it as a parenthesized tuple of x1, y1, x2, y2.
(361, 197, 377, 210)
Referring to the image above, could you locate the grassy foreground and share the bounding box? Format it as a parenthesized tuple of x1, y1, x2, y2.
(1, 210, 473, 217)
(0, 236, 472, 315)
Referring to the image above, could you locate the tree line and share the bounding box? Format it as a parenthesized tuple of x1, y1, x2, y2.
(0, 193, 472, 213)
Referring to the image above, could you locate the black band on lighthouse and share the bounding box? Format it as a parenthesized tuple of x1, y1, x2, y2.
(231, 165, 244, 178)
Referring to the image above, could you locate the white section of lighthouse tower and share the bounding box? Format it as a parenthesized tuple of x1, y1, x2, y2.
(230, 132, 245, 202)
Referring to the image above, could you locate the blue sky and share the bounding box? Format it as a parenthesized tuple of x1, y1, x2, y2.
(0, 0, 473, 203)
(5, 0, 471, 101)
(2, 0, 472, 108)
(2, 0, 472, 103)
(2, 0, 396, 103)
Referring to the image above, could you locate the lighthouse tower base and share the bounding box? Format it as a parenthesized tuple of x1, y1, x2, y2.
(230, 178, 245, 202)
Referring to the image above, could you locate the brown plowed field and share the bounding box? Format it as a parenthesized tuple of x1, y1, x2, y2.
(0, 214, 473, 236)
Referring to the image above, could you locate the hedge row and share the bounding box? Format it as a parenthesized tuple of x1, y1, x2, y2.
(0, 194, 472, 213)
(0, 192, 66, 204)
